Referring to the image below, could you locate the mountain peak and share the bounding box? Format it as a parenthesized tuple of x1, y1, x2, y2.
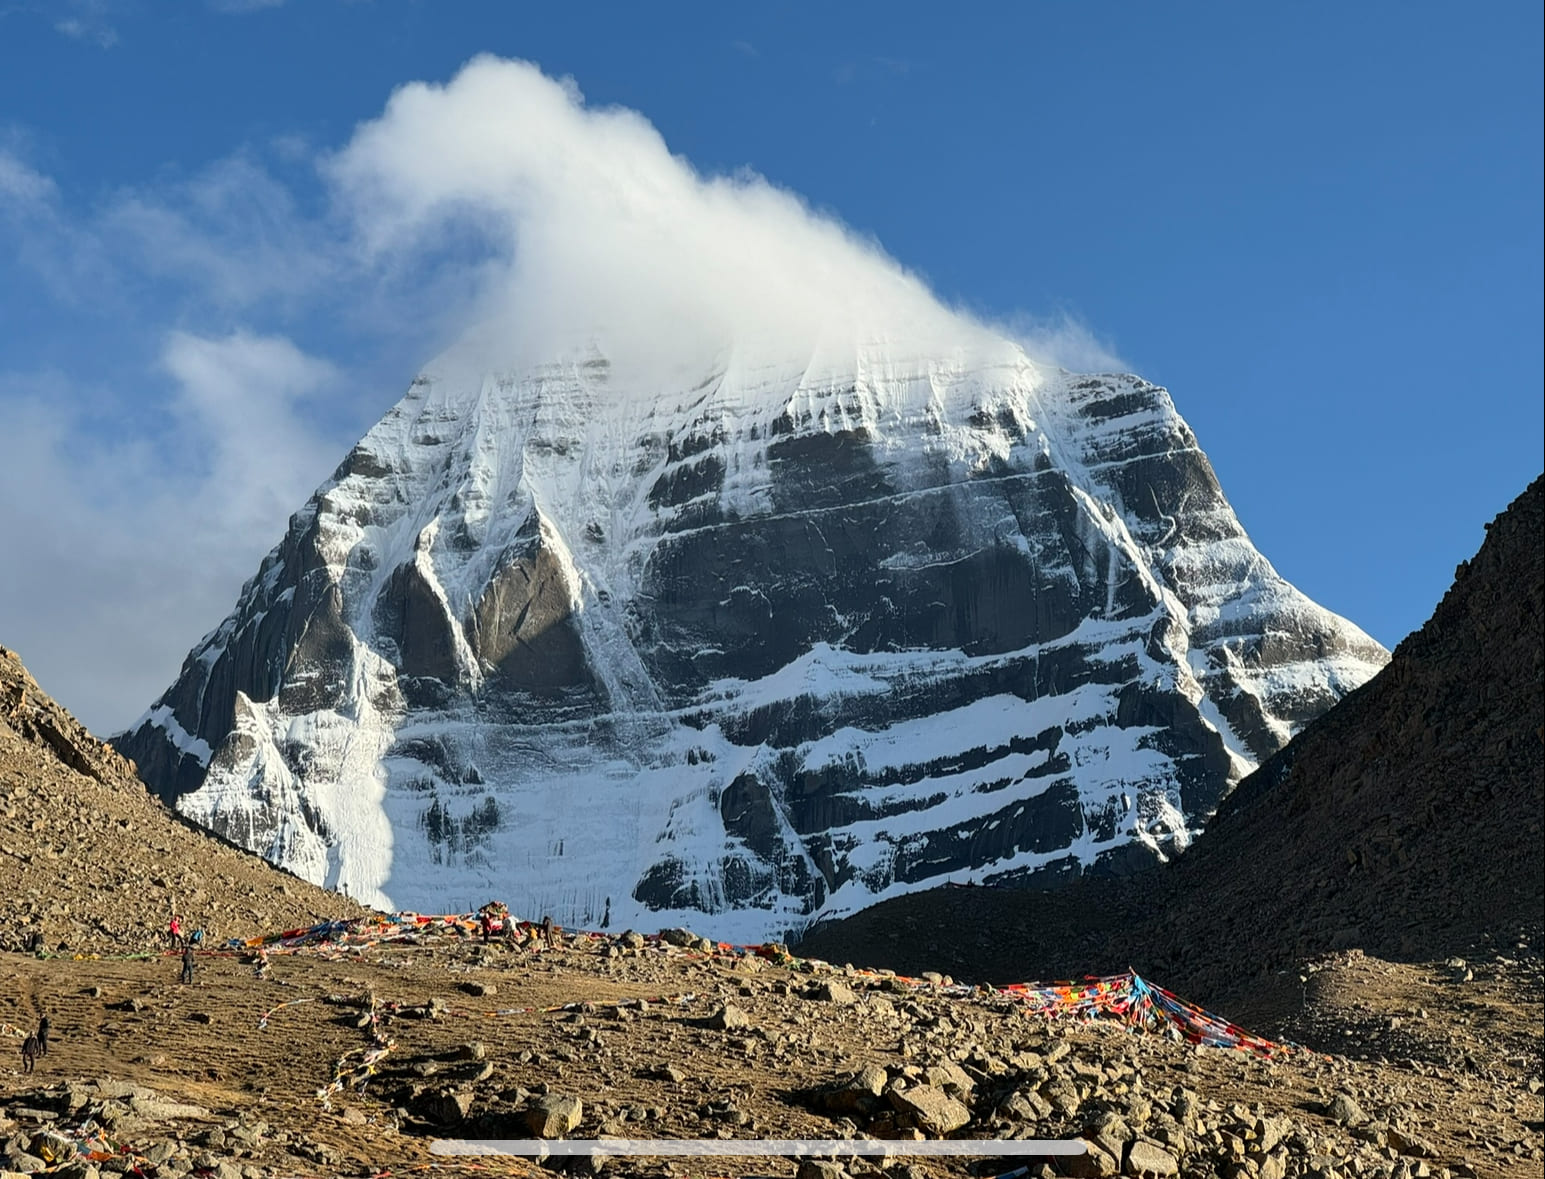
(116, 352, 1386, 940)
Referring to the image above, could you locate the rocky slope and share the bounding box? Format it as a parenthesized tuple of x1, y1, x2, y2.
(0, 644, 366, 953)
(113, 338, 1386, 939)
(796, 476, 1545, 1009)
(3, 921, 1539, 1178)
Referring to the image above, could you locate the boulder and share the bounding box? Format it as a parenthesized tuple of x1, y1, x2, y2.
(413, 1089, 473, 1126)
(1065, 1138, 1119, 1177)
(1326, 1093, 1368, 1126)
(524, 1094, 583, 1139)
(886, 1084, 971, 1135)
(708, 1004, 750, 1031)
(1124, 1139, 1180, 1177)
(815, 981, 857, 1005)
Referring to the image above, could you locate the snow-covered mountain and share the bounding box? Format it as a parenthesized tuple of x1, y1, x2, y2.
(116, 335, 1387, 941)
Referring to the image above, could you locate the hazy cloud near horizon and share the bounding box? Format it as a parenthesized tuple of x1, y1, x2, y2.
(0, 56, 1122, 732)
(0, 334, 347, 729)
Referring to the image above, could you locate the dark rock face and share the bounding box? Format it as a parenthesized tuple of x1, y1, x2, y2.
(114, 345, 1386, 940)
(466, 527, 592, 693)
(796, 476, 1544, 1007)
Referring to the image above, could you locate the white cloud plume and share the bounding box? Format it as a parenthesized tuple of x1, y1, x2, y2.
(2, 55, 1112, 731)
(325, 57, 996, 386)
(999, 310, 1128, 374)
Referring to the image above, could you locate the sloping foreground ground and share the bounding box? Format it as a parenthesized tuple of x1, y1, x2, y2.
(0, 465, 1540, 1179)
(0, 634, 1538, 1177)
(0, 644, 370, 954)
(797, 476, 1544, 1010)
(2, 929, 1542, 1179)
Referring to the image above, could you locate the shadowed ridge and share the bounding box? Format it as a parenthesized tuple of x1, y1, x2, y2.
(794, 475, 1544, 1010)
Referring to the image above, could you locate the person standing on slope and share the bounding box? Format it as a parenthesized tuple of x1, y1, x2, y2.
(180, 942, 196, 985)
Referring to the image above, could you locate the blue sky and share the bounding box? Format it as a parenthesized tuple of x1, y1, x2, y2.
(1, 1, 1540, 732)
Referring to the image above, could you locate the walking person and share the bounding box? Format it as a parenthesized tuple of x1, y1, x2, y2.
(35, 1015, 49, 1057)
(20, 1032, 39, 1074)
(180, 942, 196, 985)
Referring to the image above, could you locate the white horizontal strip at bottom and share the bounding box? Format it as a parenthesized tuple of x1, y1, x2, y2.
(431, 1138, 1086, 1157)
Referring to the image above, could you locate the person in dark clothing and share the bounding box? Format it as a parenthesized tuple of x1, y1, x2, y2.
(21, 1033, 39, 1074)
(180, 943, 195, 985)
(35, 1015, 49, 1056)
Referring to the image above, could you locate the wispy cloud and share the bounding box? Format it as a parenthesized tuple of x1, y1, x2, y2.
(52, 17, 114, 46)
(160, 330, 345, 534)
(45, 0, 120, 47)
(0, 145, 120, 309)
(997, 310, 1128, 374)
(0, 336, 348, 730)
(102, 152, 340, 311)
(0, 148, 58, 204)
(833, 55, 914, 87)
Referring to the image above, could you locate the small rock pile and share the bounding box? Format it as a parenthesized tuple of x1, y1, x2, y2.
(803, 1030, 1467, 1178)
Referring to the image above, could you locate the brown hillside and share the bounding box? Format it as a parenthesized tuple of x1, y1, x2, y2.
(0, 644, 367, 953)
(796, 475, 1545, 1010)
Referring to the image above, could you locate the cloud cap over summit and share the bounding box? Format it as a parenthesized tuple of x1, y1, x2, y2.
(327, 57, 1002, 385)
